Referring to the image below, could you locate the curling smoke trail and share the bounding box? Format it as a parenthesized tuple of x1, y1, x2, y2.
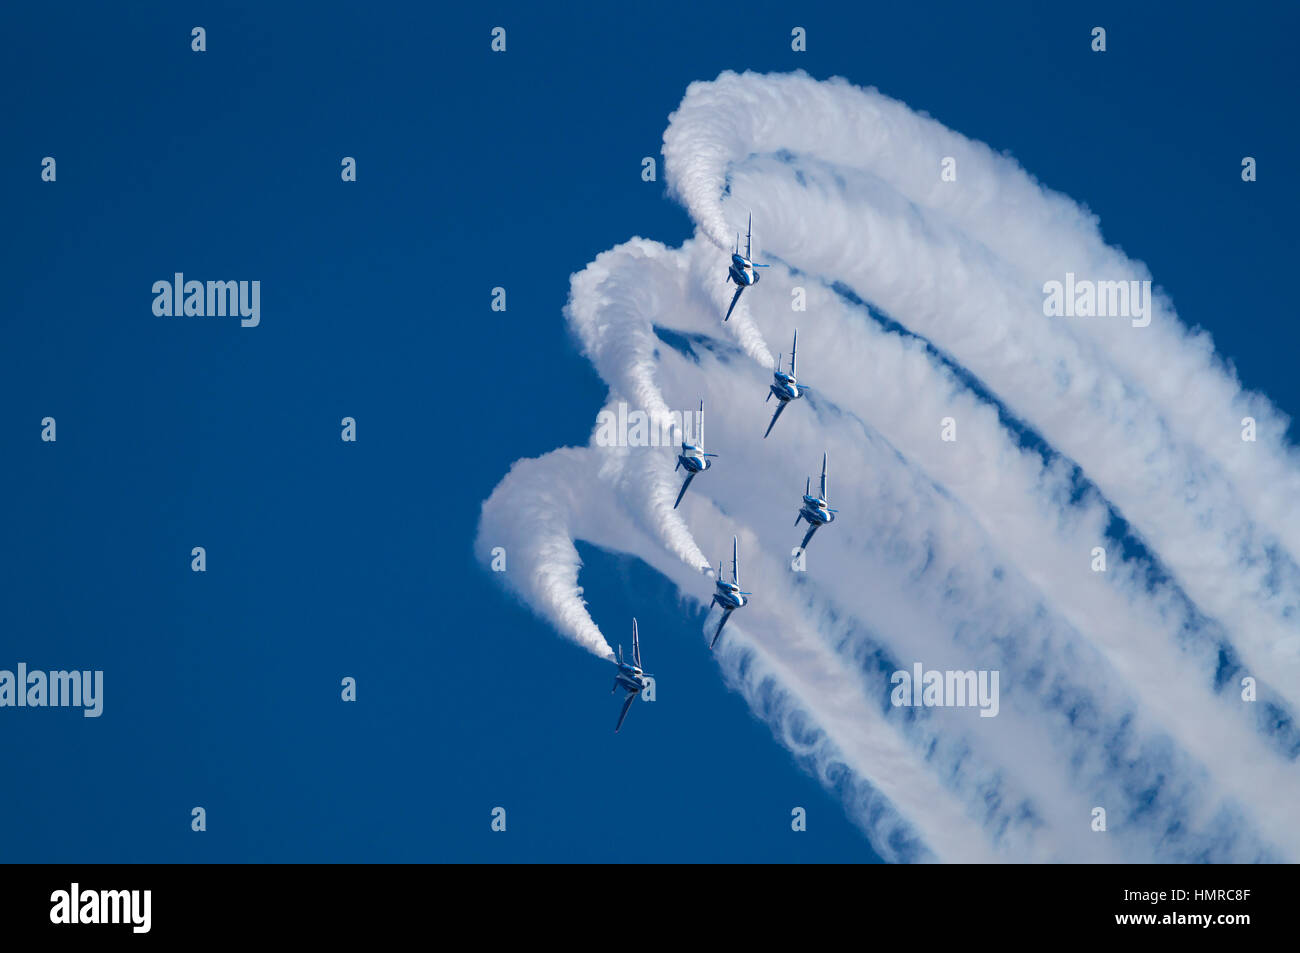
(477, 71, 1300, 861)
(663, 71, 1300, 701)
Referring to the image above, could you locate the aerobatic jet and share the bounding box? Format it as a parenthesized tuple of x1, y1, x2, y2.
(764, 329, 808, 438)
(794, 453, 838, 551)
(709, 536, 751, 649)
(611, 618, 652, 733)
(674, 399, 717, 508)
(723, 214, 770, 322)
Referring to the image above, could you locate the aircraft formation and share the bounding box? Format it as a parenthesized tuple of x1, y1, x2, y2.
(611, 215, 838, 732)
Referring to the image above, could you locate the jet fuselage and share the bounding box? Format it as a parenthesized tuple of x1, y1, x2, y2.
(678, 444, 712, 474)
(714, 579, 747, 610)
(799, 495, 835, 527)
(770, 369, 801, 403)
(729, 254, 761, 287)
(615, 665, 647, 694)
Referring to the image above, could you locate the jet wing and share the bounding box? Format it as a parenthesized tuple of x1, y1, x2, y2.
(710, 608, 733, 649)
(615, 692, 636, 732)
(799, 523, 819, 551)
(724, 285, 744, 322)
(674, 472, 696, 509)
(763, 400, 788, 439)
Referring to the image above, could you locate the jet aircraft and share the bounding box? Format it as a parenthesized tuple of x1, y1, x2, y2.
(724, 214, 769, 322)
(764, 329, 808, 438)
(709, 535, 750, 649)
(794, 453, 838, 551)
(674, 399, 717, 508)
(612, 618, 652, 732)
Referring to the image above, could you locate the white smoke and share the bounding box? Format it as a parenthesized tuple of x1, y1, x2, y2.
(477, 71, 1300, 862)
(663, 71, 1300, 701)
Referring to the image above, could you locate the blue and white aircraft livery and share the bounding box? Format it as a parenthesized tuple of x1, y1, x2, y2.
(611, 618, 652, 733)
(674, 399, 718, 508)
(709, 536, 751, 649)
(795, 453, 838, 551)
(723, 214, 769, 322)
(764, 329, 808, 439)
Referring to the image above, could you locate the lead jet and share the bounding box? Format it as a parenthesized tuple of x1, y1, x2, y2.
(612, 618, 652, 733)
(794, 453, 838, 551)
(764, 329, 809, 439)
(674, 399, 717, 509)
(709, 535, 751, 649)
(724, 214, 770, 322)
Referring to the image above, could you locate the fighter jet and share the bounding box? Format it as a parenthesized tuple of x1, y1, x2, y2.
(764, 329, 808, 439)
(674, 399, 717, 509)
(723, 214, 770, 322)
(794, 453, 838, 551)
(611, 618, 652, 733)
(709, 535, 751, 649)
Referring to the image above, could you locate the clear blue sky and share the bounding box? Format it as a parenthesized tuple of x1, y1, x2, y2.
(1, 1, 1295, 861)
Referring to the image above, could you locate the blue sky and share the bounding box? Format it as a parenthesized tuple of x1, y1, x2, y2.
(1, 2, 1296, 861)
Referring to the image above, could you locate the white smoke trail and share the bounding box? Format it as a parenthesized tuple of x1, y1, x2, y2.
(478, 439, 1003, 859)
(668, 71, 1300, 554)
(661, 242, 1300, 852)
(662, 71, 1300, 702)
(478, 71, 1300, 861)
(640, 264, 1286, 861)
(479, 238, 1290, 859)
(633, 521, 1004, 863)
(565, 242, 716, 573)
(475, 449, 620, 661)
